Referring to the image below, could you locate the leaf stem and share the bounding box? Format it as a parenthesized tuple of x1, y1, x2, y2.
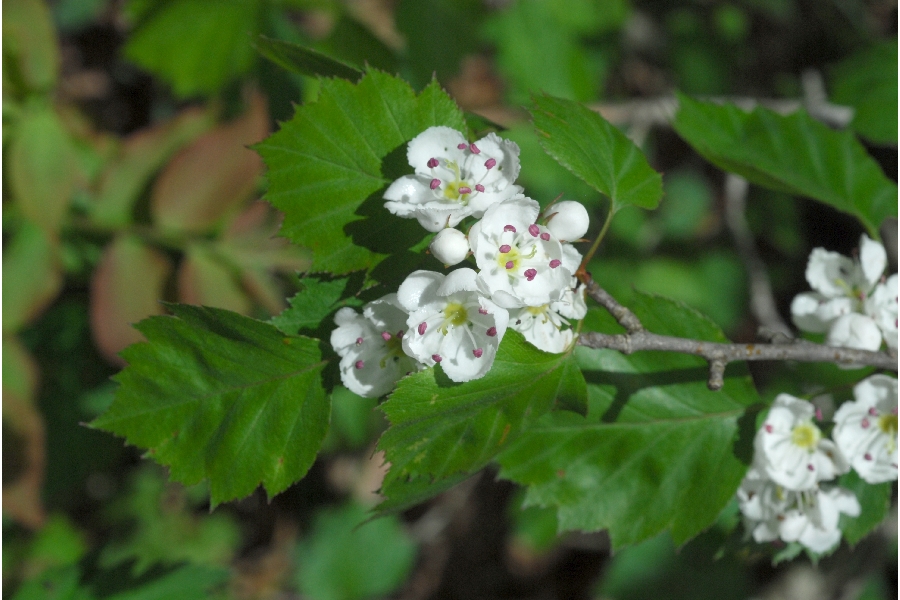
(576, 202, 614, 283)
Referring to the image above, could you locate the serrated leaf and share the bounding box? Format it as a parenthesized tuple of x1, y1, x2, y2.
(530, 94, 663, 212)
(672, 94, 897, 237)
(253, 35, 362, 80)
(838, 469, 892, 546)
(830, 41, 898, 145)
(378, 331, 586, 483)
(270, 277, 354, 336)
(123, 0, 261, 97)
(91, 304, 329, 506)
(256, 69, 466, 274)
(497, 293, 760, 550)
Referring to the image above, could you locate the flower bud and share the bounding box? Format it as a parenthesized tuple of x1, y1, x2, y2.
(544, 201, 589, 241)
(430, 228, 469, 265)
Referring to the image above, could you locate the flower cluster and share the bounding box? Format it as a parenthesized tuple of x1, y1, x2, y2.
(790, 234, 898, 353)
(738, 375, 897, 553)
(331, 127, 589, 397)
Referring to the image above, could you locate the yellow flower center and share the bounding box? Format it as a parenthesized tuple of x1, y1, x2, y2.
(497, 245, 521, 270)
(443, 302, 469, 327)
(878, 414, 897, 436)
(791, 422, 821, 450)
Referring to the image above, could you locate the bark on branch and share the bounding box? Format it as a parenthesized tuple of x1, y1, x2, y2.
(577, 278, 898, 390)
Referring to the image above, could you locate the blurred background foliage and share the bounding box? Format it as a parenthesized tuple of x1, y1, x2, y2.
(2, 0, 896, 598)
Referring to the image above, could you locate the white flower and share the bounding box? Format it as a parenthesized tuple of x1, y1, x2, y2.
(754, 394, 848, 490)
(790, 234, 892, 351)
(469, 197, 573, 309)
(552, 278, 587, 320)
(384, 126, 523, 232)
(865, 273, 898, 350)
(397, 268, 509, 382)
(737, 468, 860, 553)
(429, 227, 470, 266)
(832, 375, 898, 484)
(543, 200, 590, 242)
(330, 295, 422, 398)
(510, 304, 575, 354)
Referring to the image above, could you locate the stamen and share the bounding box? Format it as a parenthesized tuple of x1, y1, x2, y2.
(864, 453, 873, 461)
(549, 259, 561, 269)
(524, 268, 537, 281)
(355, 337, 363, 345)
(355, 360, 364, 369)
(528, 224, 540, 237)
(505, 260, 515, 270)
(540, 233, 550, 241)
(430, 178, 441, 190)
(484, 158, 496, 169)
(469, 143, 480, 154)
(815, 408, 823, 421)
(457, 143, 467, 150)
(418, 322, 427, 335)
(427, 157, 439, 168)
(486, 327, 497, 337)
(397, 330, 404, 338)
(473, 348, 484, 358)
(381, 331, 392, 341)
(868, 407, 878, 416)
(478, 307, 489, 315)
(862, 418, 870, 429)
(765, 424, 773, 433)
(458, 186, 472, 195)
(475, 184, 485, 192)
(504, 224, 516, 233)
(499, 244, 511, 253)
(432, 354, 442, 362)
(806, 464, 814, 471)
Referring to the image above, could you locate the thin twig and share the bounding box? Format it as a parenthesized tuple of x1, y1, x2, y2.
(578, 279, 898, 391)
(723, 173, 792, 336)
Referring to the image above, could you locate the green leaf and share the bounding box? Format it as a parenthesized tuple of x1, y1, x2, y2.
(10, 566, 95, 600)
(2, 0, 60, 92)
(830, 41, 898, 145)
(270, 277, 357, 337)
(256, 69, 466, 275)
(378, 331, 587, 482)
(497, 292, 760, 550)
(672, 94, 898, 237)
(91, 304, 329, 506)
(103, 565, 229, 600)
(123, 0, 261, 97)
(375, 471, 474, 516)
(253, 35, 363, 80)
(530, 94, 663, 212)
(295, 503, 417, 600)
(839, 469, 893, 546)
(2, 220, 62, 333)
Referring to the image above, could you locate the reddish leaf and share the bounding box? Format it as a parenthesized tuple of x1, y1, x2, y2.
(151, 92, 269, 233)
(178, 244, 252, 314)
(92, 106, 213, 227)
(90, 235, 172, 364)
(2, 220, 63, 333)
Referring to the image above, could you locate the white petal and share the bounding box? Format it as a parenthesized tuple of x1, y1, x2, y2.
(384, 176, 430, 216)
(397, 270, 444, 312)
(430, 228, 470, 265)
(407, 126, 466, 173)
(826, 313, 883, 351)
(805, 248, 855, 298)
(437, 268, 479, 295)
(858, 234, 887, 288)
(544, 201, 590, 241)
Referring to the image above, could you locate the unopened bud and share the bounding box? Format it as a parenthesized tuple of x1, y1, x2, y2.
(544, 201, 589, 242)
(430, 228, 469, 266)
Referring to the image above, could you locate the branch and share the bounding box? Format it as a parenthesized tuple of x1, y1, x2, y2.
(578, 279, 898, 391)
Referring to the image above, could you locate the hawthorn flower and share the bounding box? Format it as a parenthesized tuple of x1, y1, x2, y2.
(737, 467, 860, 553)
(510, 304, 575, 354)
(791, 234, 893, 351)
(397, 268, 509, 382)
(429, 227, 470, 266)
(384, 126, 522, 232)
(754, 394, 848, 490)
(330, 295, 422, 398)
(543, 200, 590, 242)
(469, 196, 574, 309)
(832, 375, 898, 484)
